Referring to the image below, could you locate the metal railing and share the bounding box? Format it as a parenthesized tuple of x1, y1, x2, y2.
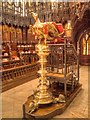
(46, 42, 79, 96)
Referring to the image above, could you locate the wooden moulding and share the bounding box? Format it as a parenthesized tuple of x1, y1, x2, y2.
(23, 84, 82, 119)
(2, 63, 39, 92)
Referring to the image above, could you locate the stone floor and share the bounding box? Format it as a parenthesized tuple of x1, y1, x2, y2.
(1, 66, 89, 118)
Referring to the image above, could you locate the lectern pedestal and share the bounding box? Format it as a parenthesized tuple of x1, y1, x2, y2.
(23, 84, 82, 119)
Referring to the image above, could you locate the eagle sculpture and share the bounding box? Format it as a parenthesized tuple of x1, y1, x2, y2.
(31, 12, 64, 44)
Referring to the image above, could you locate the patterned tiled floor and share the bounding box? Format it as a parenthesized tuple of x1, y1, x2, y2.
(1, 66, 89, 118)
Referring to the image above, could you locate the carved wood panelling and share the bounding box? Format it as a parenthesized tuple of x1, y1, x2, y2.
(2, 25, 10, 42)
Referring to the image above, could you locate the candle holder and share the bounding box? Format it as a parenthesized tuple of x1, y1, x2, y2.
(35, 42, 53, 105)
(26, 13, 65, 114)
(27, 36, 54, 113)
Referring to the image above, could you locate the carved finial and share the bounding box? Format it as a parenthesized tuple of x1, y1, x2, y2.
(31, 12, 38, 21)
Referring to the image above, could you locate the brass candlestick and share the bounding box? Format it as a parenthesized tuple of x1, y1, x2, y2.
(28, 41, 53, 114)
(28, 13, 65, 114)
(35, 42, 53, 104)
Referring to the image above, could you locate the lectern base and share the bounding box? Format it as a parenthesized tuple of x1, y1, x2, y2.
(23, 84, 82, 119)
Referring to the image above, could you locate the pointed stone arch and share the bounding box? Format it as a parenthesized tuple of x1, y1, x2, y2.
(72, 5, 90, 46)
(72, 5, 90, 65)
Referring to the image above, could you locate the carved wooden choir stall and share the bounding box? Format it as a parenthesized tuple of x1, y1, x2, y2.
(1, 24, 39, 92)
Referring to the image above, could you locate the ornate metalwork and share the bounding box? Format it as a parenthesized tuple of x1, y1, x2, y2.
(28, 12, 65, 114)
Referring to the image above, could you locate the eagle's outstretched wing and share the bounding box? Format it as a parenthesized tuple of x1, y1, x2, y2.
(32, 12, 64, 42)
